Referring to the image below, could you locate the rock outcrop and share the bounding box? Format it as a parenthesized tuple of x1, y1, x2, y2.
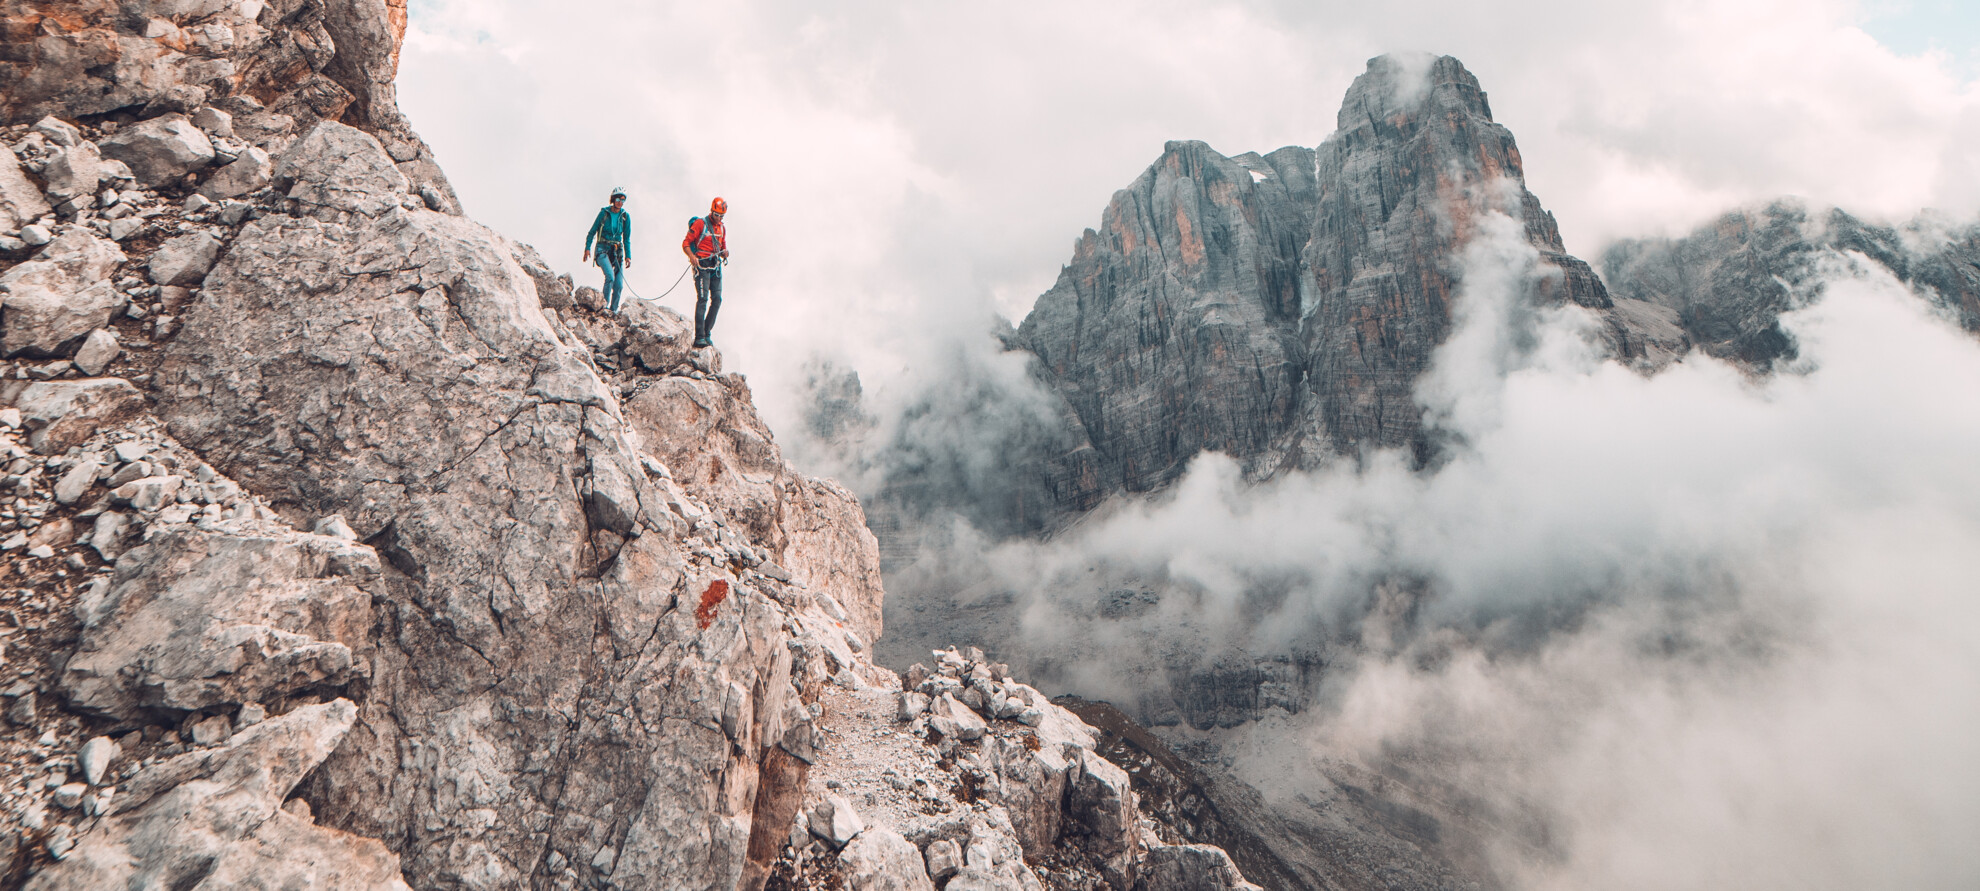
(991, 54, 1686, 533)
(1602, 199, 1980, 367)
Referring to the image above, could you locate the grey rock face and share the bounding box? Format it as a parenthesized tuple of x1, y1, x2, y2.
(879, 55, 1684, 561)
(273, 121, 411, 218)
(98, 113, 215, 186)
(150, 128, 826, 889)
(1603, 199, 1980, 367)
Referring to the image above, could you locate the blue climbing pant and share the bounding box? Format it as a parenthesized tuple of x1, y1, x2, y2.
(597, 246, 625, 312)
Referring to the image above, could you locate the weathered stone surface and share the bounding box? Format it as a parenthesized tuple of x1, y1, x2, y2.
(98, 113, 215, 187)
(273, 121, 409, 218)
(199, 145, 274, 200)
(0, 146, 51, 232)
(61, 528, 378, 723)
(24, 700, 411, 891)
(1067, 748, 1136, 858)
(147, 230, 223, 286)
(1133, 844, 1262, 891)
(928, 692, 987, 742)
(54, 459, 101, 505)
(153, 159, 810, 889)
(71, 327, 120, 375)
(839, 827, 936, 891)
(13, 378, 144, 454)
(809, 794, 865, 849)
(39, 141, 102, 204)
(33, 115, 81, 147)
(0, 227, 128, 357)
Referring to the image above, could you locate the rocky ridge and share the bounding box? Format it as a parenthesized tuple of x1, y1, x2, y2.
(0, 2, 1262, 889)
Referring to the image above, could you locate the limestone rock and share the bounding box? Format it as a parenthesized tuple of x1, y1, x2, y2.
(78, 736, 118, 786)
(98, 113, 215, 187)
(273, 122, 409, 218)
(924, 838, 962, 880)
(193, 106, 235, 138)
(113, 475, 182, 511)
(72, 328, 120, 375)
(199, 145, 274, 200)
(62, 528, 378, 723)
(0, 228, 128, 357)
(13, 378, 144, 454)
(148, 231, 224, 286)
(928, 692, 987, 741)
(0, 146, 51, 232)
(1133, 844, 1262, 891)
(54, 459, 100, 505)
(23, 700, 412, 891)
(33, 116, 81, 147)
(39, 141, 102, 204)
(808, 794, 865, 849)
(1067, 748, 1136, 858)
(838, 826, 935, 891)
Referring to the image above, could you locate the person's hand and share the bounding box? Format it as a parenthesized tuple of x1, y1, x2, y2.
(625, 258, 632, 268)
(582, 250, 590, 263)
(720, 249, 729, 260)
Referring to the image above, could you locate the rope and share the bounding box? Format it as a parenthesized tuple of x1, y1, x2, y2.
(626, 262, 692, 303)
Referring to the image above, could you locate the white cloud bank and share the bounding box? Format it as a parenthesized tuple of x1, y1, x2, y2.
(973, 216, 1980, 887)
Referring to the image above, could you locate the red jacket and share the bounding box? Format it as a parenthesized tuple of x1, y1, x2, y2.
(683, 216, 727, 261)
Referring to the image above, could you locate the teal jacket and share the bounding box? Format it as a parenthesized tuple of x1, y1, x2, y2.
(584, 207, 631, 261)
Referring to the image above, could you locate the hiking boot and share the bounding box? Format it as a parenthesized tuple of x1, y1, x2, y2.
(692, 337, 711, 349)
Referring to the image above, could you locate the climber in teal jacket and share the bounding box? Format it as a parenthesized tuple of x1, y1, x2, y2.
(582, 186, 632, 312)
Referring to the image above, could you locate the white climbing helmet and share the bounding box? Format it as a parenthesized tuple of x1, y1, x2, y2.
(610, 186, 628, 201)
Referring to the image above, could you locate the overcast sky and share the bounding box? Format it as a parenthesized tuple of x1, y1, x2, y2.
(399, 0, 1980, 439)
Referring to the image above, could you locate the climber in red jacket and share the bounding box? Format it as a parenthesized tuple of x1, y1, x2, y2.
(682, 197, 729, 348)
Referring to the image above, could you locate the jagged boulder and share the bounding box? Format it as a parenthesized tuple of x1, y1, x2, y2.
(200, 145, 275, 200)
(273, 121, 410, 218)
(147, 230, 224, 286)
(13, 378, 144, 454)
(0, 147, 51, 231)
(1133, 844, 1263, 891)
(98, 113, 215, 187)
(60, 528, 380, 724)
(840, 827, 937, 891)
(38, 141, 102, 205)
(0, 227, 127, 357)
(25, 700, 411, 891)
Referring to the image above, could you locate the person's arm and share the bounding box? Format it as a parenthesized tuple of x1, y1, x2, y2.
(682, 218, 702, 259)
(622, 211, 631, 267)
(583, 208, 605, 261)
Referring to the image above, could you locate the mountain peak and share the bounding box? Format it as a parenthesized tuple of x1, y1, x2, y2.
(1338, 53, 1493, 129)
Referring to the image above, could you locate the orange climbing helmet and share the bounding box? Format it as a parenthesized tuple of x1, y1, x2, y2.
(710, 197, 728, 215)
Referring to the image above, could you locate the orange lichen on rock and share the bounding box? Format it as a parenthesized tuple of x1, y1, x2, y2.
(696, 579, 731, 629)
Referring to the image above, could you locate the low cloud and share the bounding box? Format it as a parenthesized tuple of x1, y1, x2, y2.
(938, 221, 1980, 885)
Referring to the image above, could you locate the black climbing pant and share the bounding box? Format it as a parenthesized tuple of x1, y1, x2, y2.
(694, 263, 723, 341)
